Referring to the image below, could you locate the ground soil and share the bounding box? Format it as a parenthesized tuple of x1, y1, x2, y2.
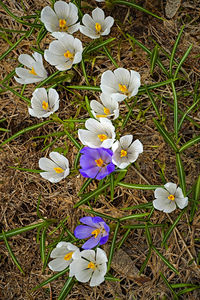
(0, 0, 200, 299)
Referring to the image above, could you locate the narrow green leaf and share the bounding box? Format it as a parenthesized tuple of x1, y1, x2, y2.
(57, 277, 75, 300)
(85, 96, 94, 118)
(8, 166, 42, 173)
(83, 209, 118, 221)
(118, 182, 161, 190)
(40, 227, 47, 264)
(119, 213, 149, 221)
(160, 272, 178, 299)
(121, 202, 153, 210)
(36, 70, 60, 88)
(152, 245, 179, 274)
(67, 85, 101, 91)
(145, 86, 161, 119)
(153, 119, 178, 152)
(139, 247, 152, 274)
(114, 169, 127, 186)
(117, 229, 130, 249)
(1, 84, 31, 104)
(32, 268, 69, 291)
(122, 223, 164, 229)
(171, 81, 178, 139)
(162, 208, 186, 246)
(78, 178, 93, 195)
(64, 128, 81, 150)
(145, 223, 152, 246)
(84, 38, 116, 55)
(179, 135, 200, 153)
(150, 44, 159, 75)
(74, 183, 110, 208)
(105, 274, 120, 281)
(170, 25, 185, 76)
(110, 173, 114, 201)
(190, 175, 200, 222)
(177, 286, 200, 296)
(0, 35, 27, 61)
(103, 45, 119, 68)
(0, 221, 47, 240)
(176, 153, 186, 196)
(0, 120, 51, 147)
(2, 230, 25, 275)
(81, 59, 89, 85)
(107, 222, 120, 272)
(178, 98, 200, 131)
(174, 44, 193, 78)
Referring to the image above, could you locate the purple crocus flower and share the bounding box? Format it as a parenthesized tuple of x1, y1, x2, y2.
(79, 147, 115, 180)
(74, 216, 110, 249)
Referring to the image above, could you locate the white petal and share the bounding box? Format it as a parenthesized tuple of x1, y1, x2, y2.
(102, 16, 114, 32)
(49, 152, 69, 170)
(18, 54, 35, 68)
(48, 258, 69, 271)
(54, 0, 69, 20)
(154, 188, 169, 199)
(92, 7, 105, 22)
(114, 68, 130, 86)
(164, 182, 177, 195)
(67, 22, 80, 34)
(48, 88, 59, 107)
(78, 129, 99, 148)
(96, 248, 108, 264)
(153, 198, 171, 211)
(163, 201, 176, 213)
(81, 249, 95, 261)
(40, 171, 64, 183)
(112, 140, 120, 152)
(175, 187, 184, 199)
(32, 88, 48, 101)
(175, 197, 188, 209)
(120, 135, 133, 149)
(80, 25, 98, 39)
(41, 6, 58, 32)
(85, 118, 101, 133)
(39, 157, 57, 171)
(44, 50, 66, 66)
(90, 272, 105, 287)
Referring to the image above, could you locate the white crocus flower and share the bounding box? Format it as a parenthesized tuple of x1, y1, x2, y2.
(44, 32, 83, 71)
(153, 182, 188, 213)
(28, 88, 59, 118)
(69, 248, 107, 287)
(48, 242, 79, 272)
(90, 93, 119, 120)
(41, 1, 80, 34)
(112, 135, 143, 169)
(39, 152, 70, 183)
(100, 68, 141, 102)
(78, 118, 115, 148)
(79, 7, 114, 39)
(14, 52, 47, 84)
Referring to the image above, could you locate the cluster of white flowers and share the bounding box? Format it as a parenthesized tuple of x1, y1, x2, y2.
(48, 242, 108, 287)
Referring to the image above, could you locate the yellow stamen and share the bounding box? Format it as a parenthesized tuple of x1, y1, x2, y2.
(29, 67, 37, 76)
(95, 158, 103, 167)
(54, 167, 64, 173)
(98, 134, 108, 142)
(42, 101, 48, 110)
(91, 228, 101, 238)
(64, 50, 74, 59)
(103, 107, 110, 115)
(168, 194, 175, 201)
(119, 83, 128, 94)
(87, 261, 96, 269)
(95, 22, 102, 33)
(64, 252, 73, 260)
(96, 114, 107, 118)
(59, 19, 67, 29)
(120, 149, 127, 157)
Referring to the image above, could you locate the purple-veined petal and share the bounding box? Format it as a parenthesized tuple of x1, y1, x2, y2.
(82, 235, 101, 249)
(74, 225, 94, 239)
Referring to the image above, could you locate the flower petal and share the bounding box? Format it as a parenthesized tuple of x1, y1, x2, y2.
(74, 225, 94, 239)
(175, 197, 188, 209)
(164, 182, 177, 195)
(48, 257, 69, 271)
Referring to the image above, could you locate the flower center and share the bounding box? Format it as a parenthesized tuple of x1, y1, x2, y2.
(168, 194, 175, 201)
(42, 101, 48, 110)
(91, 228, 101, 238)
(120, 149, 127, 157)
(95, 22, 102, 33)
(59, 19, 68, 30)
(119, 83, 128, 94)
(29, 67, 37, 76)
(95, 158, 104, 167)
(98, 134, 108, 142)
(96, 107, 111, 118)
(64, 252, 73, 260)
(54, 167, 64, 173)
(64, 50, 74, 60)
(87, 261, 96, 270)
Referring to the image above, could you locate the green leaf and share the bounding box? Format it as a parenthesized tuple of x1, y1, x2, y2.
(119, 213, 149, 221)
(118, 182, 161, 190)
(176, 153, 186, 196)
(84, 38, 116, 55)
(179, 135, 200, 153)
(57, 277, 75, 300)
(153, 119, 178, 152)
(169, 25, 185, 76)
(40, 227, 47, 264)
(190, 175, 200, 222)
(117, 229, 131, 249)
(150, 44, 159, 75)
(107, 222, 120, 272)
(152, 245, 179, 274)
(85, 95, 94, 118)
(160, 272, 178, 299)
(103, 45, 119, 68)
(145, 86, 161, 119)
(171, 81, 178, 139)
(122, 223, 164, 229)
(174, 44, 193, 79)
(139, 247, 152, 274)
(82, 209, 118, 221)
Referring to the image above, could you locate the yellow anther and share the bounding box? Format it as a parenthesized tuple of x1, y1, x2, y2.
(54, 167, 64, 173)
(42, 101, 48, 110)
(64, 252, 73, 261)
(59, 19, 67, 29)
(29, 67, 37, 76)
(120, 149, 127, 157)
(103, 107, 110, 115)
(95, 22, 102, 33)
(91, 228, 101, 238)
(119, 83, 128, 94)
(96, 114, 107, 118)
(87, 261, 96, 269)
(95, 158, 103, 167)
(168, 194, 175, 201)
(64, 50, 74, 59)
(98, 134, 108, 142)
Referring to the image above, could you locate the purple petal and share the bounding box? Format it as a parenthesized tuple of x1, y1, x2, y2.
(92, 216, 104, 223)
(74, 225, 94, 239)
(103, 222, 110, 233)
(95, 163, 115, 180)
(80, 166, 100, 178)
(107, 162, 115, 174)
(99, 234, 109, 245)
(80, 154, 97, 169)
(82, 235, 101, 250)
(80, 216, 95, 226)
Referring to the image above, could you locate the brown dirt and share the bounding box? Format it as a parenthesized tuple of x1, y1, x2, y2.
(0, 0, 200, 299)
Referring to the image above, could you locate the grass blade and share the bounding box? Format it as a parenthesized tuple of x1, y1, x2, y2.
(57, 277, 75, 300)
(139, 247, 152, 274)
(145, 86, 161, 119)
(178, 98, 200, 131)
(107, 221, 120, 272)
(190, 175, 200, 222)
(153, 119, 178, 152)
(171, 81, 178, 139)
(174, 44, 193, 79)
(83, 209, 117, 221)
(84, 38, 116, 55)
(118, 182, 161, 190)
(103, 45, 119, 68)
(119, 213, 149, 221)
(2, 230, 25, 275)
(169, 25, 185, 76)
(150, 44, 159, 75)
(176, 153, 186, 196)
(117, 229, 131, 249)
(152, 245, 179, 274)
(179, 135, 200, 153)
(40, 227, 47, 264)
(160, 272, 179, 299)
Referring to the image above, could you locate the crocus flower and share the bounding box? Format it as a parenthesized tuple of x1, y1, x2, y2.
(41, 1, 80, 34)
(48, 242, 79, 272)
(100, 68, 141, 102)
(74, 216, 110, 249)
(153, 182, 188, 213)
(79, 7, 114, 39)
(28, 88, 59, 118)
(79, 147, 115, 180)
(69, 248, 107, 286)
(44, 32, 83, 71)
(14, 52, 47, 84)
(39, 152, 70, 183)
(112, 135, 143, 169)
(90, 93, 119, 120)
(78, 118, 115, 148)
